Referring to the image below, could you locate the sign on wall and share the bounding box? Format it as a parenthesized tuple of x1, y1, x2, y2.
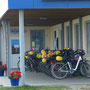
(10, 29, 27, 34)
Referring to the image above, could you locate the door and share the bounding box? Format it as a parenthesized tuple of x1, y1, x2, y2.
(30, 30, 45, 50)
(11, 36, 20, 68)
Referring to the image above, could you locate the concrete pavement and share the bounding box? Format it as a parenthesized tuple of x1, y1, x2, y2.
(0, 71, 90, 89)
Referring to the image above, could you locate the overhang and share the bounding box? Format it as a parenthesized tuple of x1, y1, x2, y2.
(1, 9, 90, 26)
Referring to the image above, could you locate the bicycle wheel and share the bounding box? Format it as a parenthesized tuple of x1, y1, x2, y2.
(17, 60, 31, 71)
(51, 62, 68, 79)
(80, 61, 90, 78)
(25, 60, 29, 71)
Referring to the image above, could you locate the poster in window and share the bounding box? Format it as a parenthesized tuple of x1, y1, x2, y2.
(11, 39, 20, 54)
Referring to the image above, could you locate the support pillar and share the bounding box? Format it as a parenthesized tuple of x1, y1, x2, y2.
(19, 10, 25, 86)
(7, 21, 11, 75)
(1, 20, 7, 65)
(1, 20, 11, 75)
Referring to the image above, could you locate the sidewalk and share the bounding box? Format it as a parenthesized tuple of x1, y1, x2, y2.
(0, 71, 90, 89)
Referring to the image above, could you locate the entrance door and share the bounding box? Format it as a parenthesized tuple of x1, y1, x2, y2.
(11, 36, 20, 68)
(30, 30, 45, 50)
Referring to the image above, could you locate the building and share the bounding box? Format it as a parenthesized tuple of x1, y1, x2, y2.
(0, 0, 90, 85)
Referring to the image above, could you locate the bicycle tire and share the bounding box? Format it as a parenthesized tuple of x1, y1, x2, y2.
(17, 59, 31, 71)
(51, 62, 68, 79)
(80, 60, 90, 78)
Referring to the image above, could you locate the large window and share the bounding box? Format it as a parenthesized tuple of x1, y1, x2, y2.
(30, 30, 45, 51)
(75, 24, 79, 49)
(86, 22, 90, 54)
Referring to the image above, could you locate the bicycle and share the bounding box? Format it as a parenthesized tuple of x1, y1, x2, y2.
(51, 49, 90, 79)
(17, 51, 34, 71)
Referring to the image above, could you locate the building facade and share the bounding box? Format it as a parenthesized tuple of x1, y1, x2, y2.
(0, 0, 90, 85)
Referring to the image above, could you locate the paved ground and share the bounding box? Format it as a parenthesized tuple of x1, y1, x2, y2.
(25, 71, 90, 86)
(0, 71, 90, 89)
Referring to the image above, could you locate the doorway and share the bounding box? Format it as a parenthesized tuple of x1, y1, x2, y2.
(11, 36, 20, 69)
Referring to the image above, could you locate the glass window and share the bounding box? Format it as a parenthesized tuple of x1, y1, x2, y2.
(30, 30, 45, 51)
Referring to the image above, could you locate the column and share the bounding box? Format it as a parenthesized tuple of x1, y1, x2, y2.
(19, 9, 25, 86)
(1, 20, 7, 65)
(1, 20, 11, 75)
(7, 21, 11, 75)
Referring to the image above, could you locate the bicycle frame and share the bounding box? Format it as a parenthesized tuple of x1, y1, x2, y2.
(60, 56, 82, 73)
(68, 56, 82, 71)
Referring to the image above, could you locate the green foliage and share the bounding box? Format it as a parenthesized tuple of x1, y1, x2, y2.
(0, 85, 71, 90)
(9, 71, 21, 79)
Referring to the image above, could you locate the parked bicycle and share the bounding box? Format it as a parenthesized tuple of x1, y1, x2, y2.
(51, 49, 90, 79)
(17, 51, 35, 71)
(17, 48, 90, 80)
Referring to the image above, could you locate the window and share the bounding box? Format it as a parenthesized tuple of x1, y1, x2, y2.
(30, 30, 45, 51)
(75, 24, 79, 49)
(86, 22, 90, 54)
(54, 31, 57, 50)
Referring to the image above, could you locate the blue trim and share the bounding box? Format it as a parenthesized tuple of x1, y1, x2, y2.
(79, 17, 82, 49)
(8, 0, 90, 9)
(8, 0, 34, 9)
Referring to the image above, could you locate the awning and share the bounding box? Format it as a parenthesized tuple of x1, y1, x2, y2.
(0, 9, 90, 26)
